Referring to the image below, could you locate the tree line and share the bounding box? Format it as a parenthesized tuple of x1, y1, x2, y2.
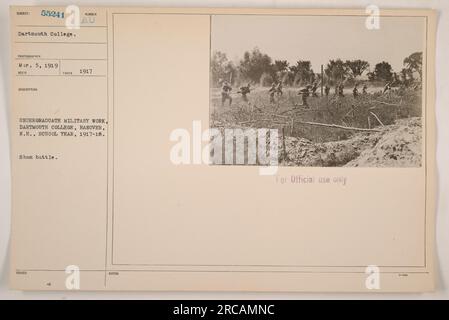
(211, 47, 422, 87)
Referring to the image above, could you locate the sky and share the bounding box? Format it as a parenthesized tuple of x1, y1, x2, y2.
(211, 15, 426, 74)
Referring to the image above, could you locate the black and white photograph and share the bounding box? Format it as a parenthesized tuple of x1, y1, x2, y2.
(210, 15, 425, 167)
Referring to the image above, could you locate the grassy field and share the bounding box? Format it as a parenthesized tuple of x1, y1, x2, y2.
(210, 85, 422, 143)
(209, 84, 422, 167)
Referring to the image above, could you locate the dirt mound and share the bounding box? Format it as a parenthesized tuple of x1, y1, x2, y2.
(283, 117, 421, 167)
(345, 117, 421, 167)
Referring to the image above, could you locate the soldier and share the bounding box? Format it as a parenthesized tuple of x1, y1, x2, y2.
(269, 82, 277, 103)
(352, 84, 359, 98)
(311, 81, 319, 97)
(324, 85, 330, 96)
(297, 85, 311, 108)
(276, 81, 283, 97)
(237, 83, 251, 103)
(349, 104, 357, 119)
(221, 81, 232, 107)
(383, 82, 392, 94)
(338, 82, 345, 97)
(362, 84, 368, 94)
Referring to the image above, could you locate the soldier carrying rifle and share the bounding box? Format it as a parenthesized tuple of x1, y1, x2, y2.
(311, 81, 319, 97)
(276, 81, 283, 97)
(237, 83, 251, 103)
(383, 82, 392, 94)
(353, 83, 359, 98)
(338, 82, 345, 97)
(269, 82, 277, 104)
(362, 84, 368, 94)
(221, 81, 232, 107)
(297, 85, 311, 108)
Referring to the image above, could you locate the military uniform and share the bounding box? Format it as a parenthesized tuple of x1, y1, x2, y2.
(353, 85, 359, 98)
(338, 83, 345, 97)
(221, 82, 232, 106)
(362, 84, 368, 94)
(311, 82, 318, 97)
(238, 84, 251, 102)
(276, 82, 283, 97)
(298, 86, 310, 108)
(269, 83, 277, 103)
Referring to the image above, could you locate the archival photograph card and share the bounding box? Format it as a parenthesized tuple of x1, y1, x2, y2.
(9, 6, 436, 292)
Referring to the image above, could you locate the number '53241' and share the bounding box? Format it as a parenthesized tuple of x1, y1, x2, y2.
(41, 10, 65, 19)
